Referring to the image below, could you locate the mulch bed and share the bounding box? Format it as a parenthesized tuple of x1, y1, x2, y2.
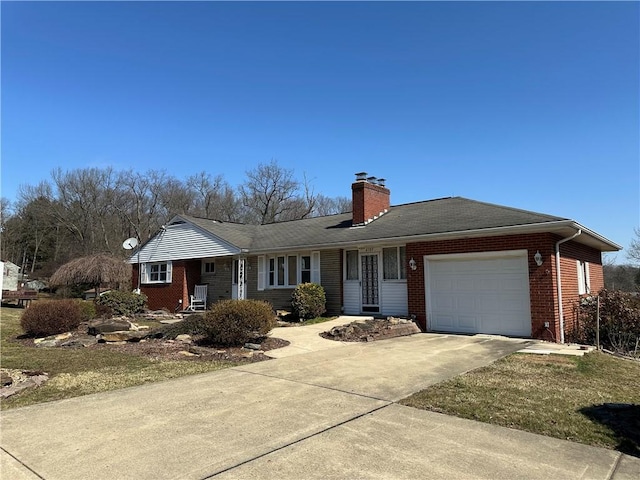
(14, 322, 290, 364)
(100, 335, 289, 363)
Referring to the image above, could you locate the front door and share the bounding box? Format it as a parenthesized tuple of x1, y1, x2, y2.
(361, 254, 380, 313)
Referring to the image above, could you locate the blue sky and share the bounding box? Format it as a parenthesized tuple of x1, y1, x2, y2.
(2, 1, 638, 261)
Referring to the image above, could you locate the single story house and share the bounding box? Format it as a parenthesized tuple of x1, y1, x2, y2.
(129, 174, 620, 342)
(1, 261, 22, 292)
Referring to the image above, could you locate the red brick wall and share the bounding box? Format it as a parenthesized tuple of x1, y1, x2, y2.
(351, 181, 390, 225)
(406, 233, 558, 340)
(132, 261, 201, 312)
(556, 239, 603, 337)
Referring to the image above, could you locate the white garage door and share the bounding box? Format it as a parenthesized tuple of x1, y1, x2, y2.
(426, 251, 531, 337)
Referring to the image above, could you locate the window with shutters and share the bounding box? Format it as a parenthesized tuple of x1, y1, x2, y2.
(263, 252, 319, 288)
(142, 262, 172, 284)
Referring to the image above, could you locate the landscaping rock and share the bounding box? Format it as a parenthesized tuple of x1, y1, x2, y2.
(88, 319, 133, 335)
(323, 318, 420, 342)
(0, 369, 49, 399)
(60, 335, 99, 348)
(34, 332, 73, 348)
(97, 331, 149, 343)
(178, 350, 198, 357)
(175, 334, 193, 343)
(244, 342, 262, 350)
(1, 371, 13, 387)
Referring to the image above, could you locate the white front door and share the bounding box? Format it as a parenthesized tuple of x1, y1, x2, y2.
(360, 254, 380, 313)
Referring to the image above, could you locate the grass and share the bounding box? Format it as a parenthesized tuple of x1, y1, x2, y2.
(0, 307, 237, 410)
(400, 352, 640, 455)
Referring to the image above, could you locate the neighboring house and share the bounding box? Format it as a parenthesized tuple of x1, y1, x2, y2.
(129, 174, 620, 342)
(1, 261, 22, 291)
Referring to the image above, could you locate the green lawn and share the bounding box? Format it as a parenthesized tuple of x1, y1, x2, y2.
(0, 307, 236, 410)
(400, 352, 640, 455)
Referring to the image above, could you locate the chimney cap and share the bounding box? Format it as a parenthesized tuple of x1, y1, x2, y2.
(366, 176, 377, 183)
(354, 172, 368, 181)
(377, 178, 386, 187)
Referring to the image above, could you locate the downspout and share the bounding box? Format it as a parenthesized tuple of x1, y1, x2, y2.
(555, 229, 582, 344)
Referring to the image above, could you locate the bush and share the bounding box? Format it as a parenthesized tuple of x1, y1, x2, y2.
(291, 283, 326, 320)
(21, 300, 84, 337)
(201, 300, 276, 346)
(571, 289, 640, 356)
(95, 290, 147, 316)
(75, 300, 97, 322)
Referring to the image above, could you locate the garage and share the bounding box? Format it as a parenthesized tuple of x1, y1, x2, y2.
(425, 250, 532, 337)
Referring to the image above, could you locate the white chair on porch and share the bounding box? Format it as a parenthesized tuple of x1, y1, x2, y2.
(188, 284, 208, 311)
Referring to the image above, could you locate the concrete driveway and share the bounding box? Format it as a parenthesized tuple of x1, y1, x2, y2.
(2, 333, 639, 480)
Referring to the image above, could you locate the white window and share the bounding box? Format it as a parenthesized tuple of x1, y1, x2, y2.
(577, 260, 590, 295)
(346, 250, 359, 280)
(383, 246, 407, 280)
(263, 252, 318, 288)
(300, 255, 311, 283)
(142, 261, 172, 284)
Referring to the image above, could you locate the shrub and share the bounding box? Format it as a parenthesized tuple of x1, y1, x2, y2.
(95, 290, 147, 317)
(21, 300, 84, 337)
(291, 283, 326, 320)
(571, 289, 640, 356)
(201, 300, 276, 346)
(75, 300, 97, 322)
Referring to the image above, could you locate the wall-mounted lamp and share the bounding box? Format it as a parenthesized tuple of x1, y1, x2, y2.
(409, 257, 417, 271)
(534, 250, 543, 266)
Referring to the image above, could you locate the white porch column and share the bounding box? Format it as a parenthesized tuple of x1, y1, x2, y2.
(237, 257, 246, 300)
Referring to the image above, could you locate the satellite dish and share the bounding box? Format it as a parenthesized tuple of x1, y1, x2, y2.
(122, 237, 139, 250)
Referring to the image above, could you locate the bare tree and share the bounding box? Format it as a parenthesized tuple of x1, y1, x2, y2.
(239, 160, 325, 224)
(187, 172, 241, 220)
(628, 227, 640, 264)
(313, 195, 352, 216)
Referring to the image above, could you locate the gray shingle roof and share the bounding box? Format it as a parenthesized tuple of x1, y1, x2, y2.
(179, 197, 568, 252)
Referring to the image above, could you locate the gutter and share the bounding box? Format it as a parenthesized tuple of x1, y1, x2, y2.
(555, 229, 582, 344)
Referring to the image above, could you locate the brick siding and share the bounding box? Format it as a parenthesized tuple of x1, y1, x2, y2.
(351, 181, 390, 225)
(406, 233, 559, 340)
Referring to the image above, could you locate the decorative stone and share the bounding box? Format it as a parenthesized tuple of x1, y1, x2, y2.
(176, 334, 193, 343)
(0, 370, 49, 399)
(178, 350, 198, 356)
(98, 331, 149, 342)
(1, 371, 13, 386)
(34, 332, 73, 348)
(244, 342, 262, 350)
(60, 335, 99, 348)
(88, 319, 132, 335)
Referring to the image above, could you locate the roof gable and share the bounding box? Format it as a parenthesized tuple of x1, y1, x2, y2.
(131, 220, 242, 263)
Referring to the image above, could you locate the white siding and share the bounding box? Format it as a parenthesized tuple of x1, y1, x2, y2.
(131, 223, 239, 263)
(380, 282, 408, 316)
(343, 282, 360, 314)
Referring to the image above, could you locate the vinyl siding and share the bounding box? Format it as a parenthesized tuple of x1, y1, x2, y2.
(131, 223, 239, 264)
(380, 281, 408, 316)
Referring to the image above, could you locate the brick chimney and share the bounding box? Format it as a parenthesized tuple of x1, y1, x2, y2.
(351, 172, 390, 225)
